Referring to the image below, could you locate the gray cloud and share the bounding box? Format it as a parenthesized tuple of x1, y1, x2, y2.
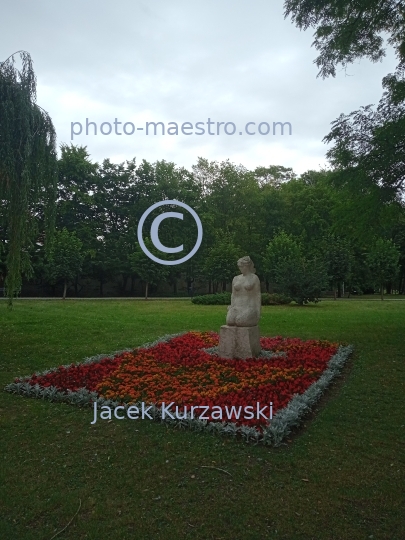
(2, 0, 399, 173)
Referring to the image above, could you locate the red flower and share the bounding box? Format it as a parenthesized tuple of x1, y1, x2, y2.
(20, 332, 339, 430)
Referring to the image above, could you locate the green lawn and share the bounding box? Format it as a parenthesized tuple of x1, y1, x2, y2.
(0, 300, 404, 540)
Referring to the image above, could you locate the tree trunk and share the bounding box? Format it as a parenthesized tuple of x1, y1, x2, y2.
(121, 274, 129, 294)
(145, 282, 149, 300)
(75, 276, 78, 296)
(131, 275, 135, 295)
(337, 282, 342, 298)
(173, 279, 177, 295)
(99, 270, 104, 297)
(63, 280, 67, 300)
(208, 280, 212, 294)
(381, 283, 384, 301)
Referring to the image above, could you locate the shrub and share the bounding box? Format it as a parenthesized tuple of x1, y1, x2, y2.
(192, 293, 231, 305)
(191, 292, 292, 305)
(261, 293, 292, 305)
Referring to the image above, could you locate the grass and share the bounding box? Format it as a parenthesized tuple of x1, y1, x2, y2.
(0, 299, 404, 540)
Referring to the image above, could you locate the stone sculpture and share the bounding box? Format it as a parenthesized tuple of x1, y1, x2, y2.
(219, 256, 261, 359)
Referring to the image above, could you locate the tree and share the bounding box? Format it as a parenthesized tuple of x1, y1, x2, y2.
(201, 160, 263, 257)
(263, 231, 302, 285)
(0, 51, 57, 305)
(129, 240, 169, 300)
(263, 232, 328, 304)
(323, 81, 405, 202)
(57, 144, 99, 233)
(254, 165, 296, 187)
(285, 1, 405, 206)
(366, 238, 400, 300)
(323, 235, 352, 297)
(284, 0, 405, 80)
(276, 173, 336, 248)
(203, 234, 242, 292)
(46, 228, 84, 299)
(276, 256, 329, 305)
(392, 216, 405, 294)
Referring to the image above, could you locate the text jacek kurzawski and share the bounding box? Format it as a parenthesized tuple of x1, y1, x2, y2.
(90, 402, 273, 424)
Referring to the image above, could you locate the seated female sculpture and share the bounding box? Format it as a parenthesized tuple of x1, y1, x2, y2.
(226, 256, 261, 327)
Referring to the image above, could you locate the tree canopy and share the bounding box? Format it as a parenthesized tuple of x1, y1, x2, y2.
(0, 51, 57, 305)
(285, 1, 405, 219)
(46, 228, 84, 299)
(4, 146, 402, 301)
(323, 75, 405, 201)
(284, 0, 405, 80)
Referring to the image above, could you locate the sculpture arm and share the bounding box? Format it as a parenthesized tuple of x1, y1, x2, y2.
(230, 277, 238, 306)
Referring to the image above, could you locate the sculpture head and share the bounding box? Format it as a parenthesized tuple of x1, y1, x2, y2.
(237, 256, 255, 276)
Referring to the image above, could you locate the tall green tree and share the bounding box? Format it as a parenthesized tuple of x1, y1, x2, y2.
(324, 84, 405, 203)
(366, 238, 400, 300)
(129, 239, 169, 300)
(285, 0, 405, 212)
(263, 231, 302, 286)
(392, 215, 405, 294)
(57, 144, 99, 234)
(46, 228, 84, 299)
(277, 172, 336, 248)
(264, 231, 328, 304)
(202, 160, 263, 258)
(203, 234, 242, 292)
(0, 51, 57, 305)
(323, 235, 352, 297)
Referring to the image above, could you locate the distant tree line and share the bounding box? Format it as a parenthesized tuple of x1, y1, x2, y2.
(1, 144, 403, 301)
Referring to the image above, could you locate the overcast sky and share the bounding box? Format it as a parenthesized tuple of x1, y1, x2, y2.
(2, 0, 399, 175)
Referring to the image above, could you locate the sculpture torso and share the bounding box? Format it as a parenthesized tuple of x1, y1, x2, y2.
(226, 272, 261, 327)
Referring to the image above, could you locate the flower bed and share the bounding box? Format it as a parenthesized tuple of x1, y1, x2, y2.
(4, 332, 353, 446)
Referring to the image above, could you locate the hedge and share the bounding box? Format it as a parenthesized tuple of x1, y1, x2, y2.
(191, 292, 292, 305)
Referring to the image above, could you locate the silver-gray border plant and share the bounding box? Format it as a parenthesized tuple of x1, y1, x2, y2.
(4, 332, 353, 446)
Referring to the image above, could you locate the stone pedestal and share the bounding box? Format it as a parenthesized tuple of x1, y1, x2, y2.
(218, 325, 261, 359)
